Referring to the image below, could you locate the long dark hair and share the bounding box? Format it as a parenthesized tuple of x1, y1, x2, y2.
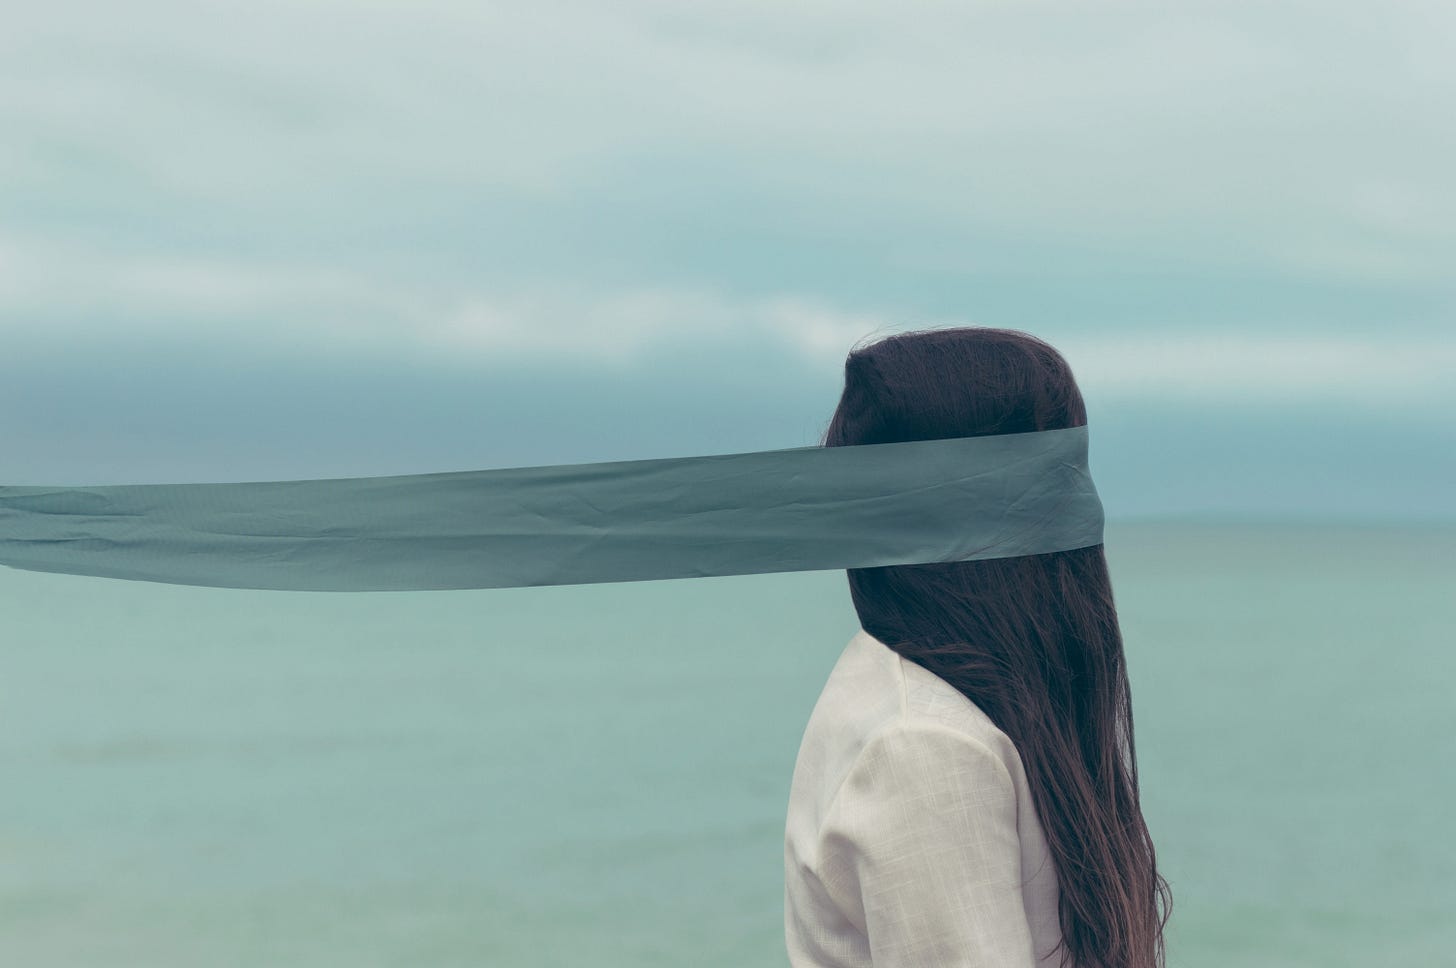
(821, 326, 1171, 968)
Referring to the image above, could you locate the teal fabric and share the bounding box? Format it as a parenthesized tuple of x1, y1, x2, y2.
(0, 426, 1103, 592)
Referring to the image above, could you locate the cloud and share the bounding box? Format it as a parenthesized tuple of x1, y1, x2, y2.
(2, 0, 1453, 287)
(1, 233, 1449, 410)
(438, 288, 894, 366)
(0, 231, 895, 365)
(1056, 331, 1456, 407)
(1, 1, 1451, 417)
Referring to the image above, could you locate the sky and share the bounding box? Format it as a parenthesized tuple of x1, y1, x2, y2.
(1, 0, 1452, 520)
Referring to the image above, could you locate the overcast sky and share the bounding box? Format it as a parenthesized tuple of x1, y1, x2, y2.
(2, 1, 1451, 520)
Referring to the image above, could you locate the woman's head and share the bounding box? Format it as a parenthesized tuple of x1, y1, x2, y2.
(823, 326, 1170, 968)
(822, 326, 1086, 447)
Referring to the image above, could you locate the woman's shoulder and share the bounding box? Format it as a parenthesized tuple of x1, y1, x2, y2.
(794, 629, 1023, 796)
(787, 628, 1033, 864)
(846, 627, 1014, 747)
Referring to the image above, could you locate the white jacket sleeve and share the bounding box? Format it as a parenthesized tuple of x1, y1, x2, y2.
(815, 720, 1040, 968)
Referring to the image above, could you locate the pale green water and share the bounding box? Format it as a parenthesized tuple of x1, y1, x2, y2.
(2, 521, 1452, 967)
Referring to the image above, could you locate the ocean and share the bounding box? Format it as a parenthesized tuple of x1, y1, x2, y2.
(2, 520, 1452, 967)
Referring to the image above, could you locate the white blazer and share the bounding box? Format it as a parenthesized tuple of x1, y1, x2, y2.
(784, 628, 1066, 968)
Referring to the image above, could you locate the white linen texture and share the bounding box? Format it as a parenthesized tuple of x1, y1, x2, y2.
(785, 628, 1065, 968)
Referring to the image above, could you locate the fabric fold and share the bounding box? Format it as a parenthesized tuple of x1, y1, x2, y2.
(0, 426, 1103, 592)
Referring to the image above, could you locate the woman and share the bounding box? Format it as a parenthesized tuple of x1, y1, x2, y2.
(784, 327, 1171, 968)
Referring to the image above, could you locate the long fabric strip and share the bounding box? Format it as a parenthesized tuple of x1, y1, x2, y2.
(0, 426, 1103, 592)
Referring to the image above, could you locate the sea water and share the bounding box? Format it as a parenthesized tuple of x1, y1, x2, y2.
(2, 520, 1452, 967)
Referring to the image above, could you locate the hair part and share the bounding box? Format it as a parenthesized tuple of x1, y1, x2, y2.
(822, 326, 1172, 968)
